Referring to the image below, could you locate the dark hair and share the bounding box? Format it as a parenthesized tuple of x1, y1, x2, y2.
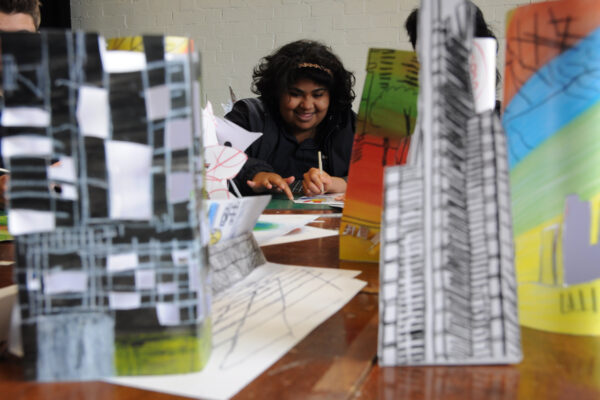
(0, 0, 42, 30)
(404, 2, 501, 86)
(252, 39, 355, 118)
(405, 2, 497, 50)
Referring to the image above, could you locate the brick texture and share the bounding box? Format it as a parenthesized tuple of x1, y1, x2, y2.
(70, 0, 536, 115)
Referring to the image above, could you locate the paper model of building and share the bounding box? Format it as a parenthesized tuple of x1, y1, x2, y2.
(378, 0, 521, 365)
(0, 32, 210, 380)
(339, 49, 418, 263)
(502, 0, 600, 336)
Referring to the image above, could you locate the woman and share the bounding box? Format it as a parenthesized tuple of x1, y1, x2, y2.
(225, 39, 356, 199)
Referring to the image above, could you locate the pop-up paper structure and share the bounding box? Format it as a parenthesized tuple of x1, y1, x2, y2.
(339, 49, 418, 262)
(0, 32, 210, 380)
(503, 0, 600, 336)
(378, 0, 521, 365)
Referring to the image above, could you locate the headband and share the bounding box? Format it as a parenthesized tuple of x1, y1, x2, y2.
(297, 62, 333, 77)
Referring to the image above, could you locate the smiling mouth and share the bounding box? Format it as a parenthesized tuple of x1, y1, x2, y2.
(295, 111, 314, 122)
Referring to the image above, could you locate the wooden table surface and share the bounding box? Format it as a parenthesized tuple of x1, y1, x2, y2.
(1, 212, 600, 400)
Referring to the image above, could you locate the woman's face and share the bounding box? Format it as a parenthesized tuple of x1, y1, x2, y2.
(279, 78, 330, 136)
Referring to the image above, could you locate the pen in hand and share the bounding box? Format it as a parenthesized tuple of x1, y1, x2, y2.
(318, 151, 324, 194)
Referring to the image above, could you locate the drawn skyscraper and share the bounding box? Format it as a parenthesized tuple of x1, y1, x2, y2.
(1, 32, 210, 380)
(378, 0, 521, 365)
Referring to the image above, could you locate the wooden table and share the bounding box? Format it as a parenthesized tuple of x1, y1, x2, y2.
(1, 213, 599, 400)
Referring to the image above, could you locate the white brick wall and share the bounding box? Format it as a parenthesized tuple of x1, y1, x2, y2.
(70, 0, 537, 115)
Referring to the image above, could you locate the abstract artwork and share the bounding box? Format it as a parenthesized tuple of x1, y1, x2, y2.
(339, 48, 418, 262)
(502, 0, 600, 335)
(378, 0, 521, 365)
(0, 32, 210, 380)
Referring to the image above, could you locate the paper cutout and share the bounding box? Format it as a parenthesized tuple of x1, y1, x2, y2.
(1, 107, 50, 127)
(105, 140, 153, 220)
(205, 145, 247, 199)
(77, 86, 110, 138)
(378, 0, 521, 366)
(0, 32, 209, 380)
(503, 0, 600, 335)
(339, 49, 419, 262)
(470, 38, 496, 113)
(109, 263, 366, 400)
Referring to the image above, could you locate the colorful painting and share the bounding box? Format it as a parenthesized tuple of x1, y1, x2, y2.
(503, 0, 600, 335)
(0, 32, 210, 380)
(339, 49, 419, 262)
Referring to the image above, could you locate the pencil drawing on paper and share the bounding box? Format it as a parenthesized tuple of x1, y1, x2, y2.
(502, 0, 600, 336)
(1, 32, 210, 380)
(378, 0, 521, 365)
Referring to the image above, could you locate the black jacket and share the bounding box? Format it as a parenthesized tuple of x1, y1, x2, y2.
(225, 97, 356, 195)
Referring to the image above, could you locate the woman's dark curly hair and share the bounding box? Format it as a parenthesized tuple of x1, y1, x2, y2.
(252, 39, 355, 119)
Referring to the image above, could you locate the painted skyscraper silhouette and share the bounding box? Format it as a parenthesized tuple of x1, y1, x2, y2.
(378, 0, 522, 365)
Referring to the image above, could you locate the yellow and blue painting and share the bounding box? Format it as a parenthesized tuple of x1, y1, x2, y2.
(503, 0, 600, 335)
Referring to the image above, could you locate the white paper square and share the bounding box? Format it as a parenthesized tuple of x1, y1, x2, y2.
(145, 85, 171, 121)
(165, 118, 192, 151)
(109, 292, 141, 310)
(168, 172, 193, 204)
(2, 135, 52, 159)
(76, 86, 110, 138)
(107, 252, 139, 272)
(8, 209, 55, 235)
(1, 107, 50, 127)
(43, 270, 88, 295)
(156, 302, 180, 326)
(105, 140, 152, 220)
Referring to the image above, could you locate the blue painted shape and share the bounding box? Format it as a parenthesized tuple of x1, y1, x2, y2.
(503, 26, 600, 169)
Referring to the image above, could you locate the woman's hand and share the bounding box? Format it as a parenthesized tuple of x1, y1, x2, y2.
(302, 168, 347, 196)
(247, 172, 295, 200)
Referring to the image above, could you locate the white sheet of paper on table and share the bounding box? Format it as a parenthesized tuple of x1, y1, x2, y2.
(252, 214, 320, 246)
(260, 225, 338, 246)
(108, 262, 366, 400)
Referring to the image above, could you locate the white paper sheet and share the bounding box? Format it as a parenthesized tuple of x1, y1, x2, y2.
(253, 214, 319, 246)
(105, 140, 152, 220)
(43, 270, 88, 295)
(76, 86, 110, 138)
(108, 262, 366, 400)
(1, 107, 50, 127)
(108, 292, 141, 310)
(8, 209, 55, 235)
(145, 85, 171, 121)
(470, 38, 497, 113)
(165, 118, 193, 151)
(168, 171, 193, 204)
(107, 252, 139, 272)
(260, 225, 338, 246)
(1, 135, 52, 159)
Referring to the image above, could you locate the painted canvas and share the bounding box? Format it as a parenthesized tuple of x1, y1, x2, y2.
(502, 0, 600, 335)
(0, 32, 210, 380)
(378, 0, 521, 366)
(339, 49, 418, 262)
